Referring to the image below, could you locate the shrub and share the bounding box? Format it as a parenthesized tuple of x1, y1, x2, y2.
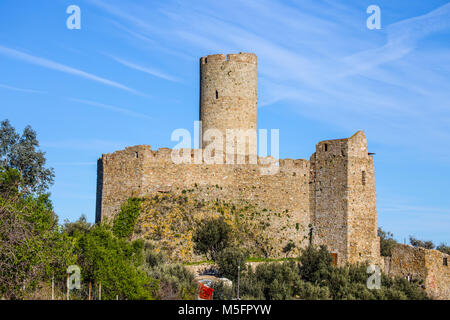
(238, 262, 300, 300)
(296, 281, 330, 300)
(298, 245, 333, 283)
(149, 264, 197, 300)
(211, 280, 234, 300)
(193, 217, 232, 260)
(215, 247, 248, 281)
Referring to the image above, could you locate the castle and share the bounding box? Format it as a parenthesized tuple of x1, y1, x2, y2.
(96, 53, 449, 299)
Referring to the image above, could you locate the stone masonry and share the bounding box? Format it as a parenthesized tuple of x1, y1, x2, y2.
(384, 244, 450, 299)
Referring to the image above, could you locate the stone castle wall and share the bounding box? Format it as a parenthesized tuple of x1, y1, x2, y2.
(385, 244, 450, 299)
(96, 131, 381, 266)
(97, 145, 312, 254)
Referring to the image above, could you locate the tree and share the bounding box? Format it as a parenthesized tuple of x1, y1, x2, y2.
(73, 225, 157, 300)
(214, 247, 248, 281)
(0, 172, 75, 299)
(436, 243, 450, 255)
(193, 217, 232, 260)
(63, 214, 92, 237)
(0, 119, 54, 193)
(409, 236, 435, 250)
(378, 228, 398, 257)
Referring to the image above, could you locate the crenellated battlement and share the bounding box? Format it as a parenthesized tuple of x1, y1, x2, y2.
(100, 145, 308, 170)
(200, 52, 257, 65)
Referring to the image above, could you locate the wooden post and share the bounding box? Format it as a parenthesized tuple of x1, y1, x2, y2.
(237, 260, 240, 300)
(88, 282, 92, 300)
(51, 275, 55, 300)
(66, 273, 69, 300)
(99, 282, 102, 300)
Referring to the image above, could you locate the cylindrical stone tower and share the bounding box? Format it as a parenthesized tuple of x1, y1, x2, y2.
(199, 53, 257, 161)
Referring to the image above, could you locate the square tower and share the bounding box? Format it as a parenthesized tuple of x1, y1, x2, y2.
(310, 131, 381, 266)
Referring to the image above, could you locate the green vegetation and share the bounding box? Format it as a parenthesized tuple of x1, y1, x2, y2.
(113, 197, 143, 238)
(193, 217, 232, 260)
(212, 245, 429, 300)
(378, 228, 398, 257)
(409, 235, 450, 254)
(141, 245, 197, 300)
(71, 223, 157, 300)
(0, 119, 196, 300)
(0, 119, 55, 193)
(214, 247, 248, 281)
(378, 226, 450, 256)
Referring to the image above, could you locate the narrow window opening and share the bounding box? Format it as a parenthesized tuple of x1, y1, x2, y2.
(205, 57, 207, 64)
(216, 90, 218, 99)
(324, 143, 328, 152)
(331, 253, 338, 266)
(135, 152, 139, 158)
(362, 171, 366, 185)
(444, 258, 448, 266)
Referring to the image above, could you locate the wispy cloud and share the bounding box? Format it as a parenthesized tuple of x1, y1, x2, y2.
(340, 3, 450, 77)
(104, 53, 181, 82)
(68, 98, 153, 120)
(0, 45, 142, 96)
(87, 1, 450, 141)
(0, 83, 46, 94)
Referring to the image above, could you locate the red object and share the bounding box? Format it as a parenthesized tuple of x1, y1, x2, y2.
(198, 282, 214, 300)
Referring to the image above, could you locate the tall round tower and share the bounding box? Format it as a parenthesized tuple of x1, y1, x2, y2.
(199, 53, 257, 160)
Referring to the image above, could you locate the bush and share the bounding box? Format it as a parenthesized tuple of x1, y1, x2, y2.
(140, 243, 197, 300)
(149, 264, 197, 300)
(298, 245, 333, 283)
(211, 280, 235, 300)
(296, 281, 330, 300)
(239, 261, 300, 300)
(193, 217, 232, 260)
(215, 247, 248, 281)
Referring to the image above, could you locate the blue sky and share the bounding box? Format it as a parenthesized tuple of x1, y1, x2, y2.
(1, 0, 449, 244)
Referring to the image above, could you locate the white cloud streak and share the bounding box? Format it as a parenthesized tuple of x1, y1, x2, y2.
(0, 45, 142, 95)
(104, 54, 181, 82)
(68, 98, 153, 120)
(0, 83, 46, 94)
